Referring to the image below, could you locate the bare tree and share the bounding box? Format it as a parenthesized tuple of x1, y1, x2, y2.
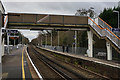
(75, 8, 94, 18)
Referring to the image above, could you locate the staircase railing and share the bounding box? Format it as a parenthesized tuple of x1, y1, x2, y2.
(4, 15, 8, 28)
(98, 17, 112, 31)
(88, 17, 120, 49)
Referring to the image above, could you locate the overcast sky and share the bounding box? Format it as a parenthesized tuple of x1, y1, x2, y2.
(2, 1, 119, 41)
(2, 0, 120, 2)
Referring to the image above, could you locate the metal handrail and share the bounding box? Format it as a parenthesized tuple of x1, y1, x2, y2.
(98, 17, 112, 29)
(88, 17, 120, 40)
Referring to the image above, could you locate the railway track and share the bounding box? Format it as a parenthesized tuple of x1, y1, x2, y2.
(27, 44, 110, 80)
(28, 45, 81, 80)
(28, 45, 67, 80)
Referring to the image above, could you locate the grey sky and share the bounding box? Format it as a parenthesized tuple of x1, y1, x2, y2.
(3, 2, 118, 15)
(2, 1, 119, 41)
(19, 30, 39, 42)
(2, 0, 120, 2)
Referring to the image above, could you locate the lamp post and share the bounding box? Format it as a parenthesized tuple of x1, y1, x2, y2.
(46, 32, 47, 48)
(89, 7, 96, 26)
(113, 10, 119, 28)
(75, 31, 77, 54)
(58, 31, 59, 48)
(75, 11, 82, 54)
(75, 14, 78, 54)
(41, 32, 45, 47)
(51, 30, 52, 47)
(41, 36, 42, 46)
(42, 30, 46, 47)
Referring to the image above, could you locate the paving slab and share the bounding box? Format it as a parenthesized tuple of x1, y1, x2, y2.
(2, 46, 33, 80)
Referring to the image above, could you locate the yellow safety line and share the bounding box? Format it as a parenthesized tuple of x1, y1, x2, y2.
(22, 47, 25, 80)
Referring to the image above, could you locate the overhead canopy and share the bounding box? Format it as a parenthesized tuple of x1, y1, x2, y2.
(7, 13, 89, 31)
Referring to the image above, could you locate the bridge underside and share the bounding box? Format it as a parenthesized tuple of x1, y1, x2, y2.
(8, 23, 89, 31)
(7, 13, 89, 31)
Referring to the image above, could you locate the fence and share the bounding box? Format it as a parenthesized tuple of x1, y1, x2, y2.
(41, 45, 106, 56)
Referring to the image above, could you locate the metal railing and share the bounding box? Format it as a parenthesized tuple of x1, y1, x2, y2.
(98, 17, 112, 31)
(88, 17, 120, 49)
(41, 45, 107, 56)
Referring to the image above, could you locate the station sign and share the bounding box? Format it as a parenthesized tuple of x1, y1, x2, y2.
(112, 28, 120, 38)
(73, 35, 76, 40)
(10, 36, 19, 40)
(6, 30, 19, 38)
(118, 35, 120, 38)
(112, 28, 120, 33)
(73, 43, 76, 44)
(7, 30, 18, 33)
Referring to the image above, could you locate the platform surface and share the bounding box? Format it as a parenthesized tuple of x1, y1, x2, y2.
(40, 47, 120, 69)
(2, 46, 33, 80)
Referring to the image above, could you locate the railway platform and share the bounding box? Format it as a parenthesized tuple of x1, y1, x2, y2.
(39, 46, 120, 69)
(2, 46, 34, 80)
(36, 46, 120, 79)
(1, 45, 120, 79)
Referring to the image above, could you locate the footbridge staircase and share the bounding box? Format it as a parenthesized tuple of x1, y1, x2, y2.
(88, 17, 120, 53)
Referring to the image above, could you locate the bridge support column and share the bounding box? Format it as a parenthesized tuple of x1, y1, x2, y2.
(2, 38, 4, 56)
(75, 31, 77, 54)
(87, 31, 93, 57)
(41, 36, 42, 46)
(0, 28, 1, 63)
(45, 34, 47, 47)
(58, 31, 59, 47)
(106, 42, 112, 60)
(7, 32, 9, 54)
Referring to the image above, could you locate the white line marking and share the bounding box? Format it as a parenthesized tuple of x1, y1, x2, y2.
(25, 46, 43, 80)
(93, 61, 120, 69)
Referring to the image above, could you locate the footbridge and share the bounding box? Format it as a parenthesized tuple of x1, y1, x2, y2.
(4, 12, 120, 60)
(6, 13, 89, 31)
